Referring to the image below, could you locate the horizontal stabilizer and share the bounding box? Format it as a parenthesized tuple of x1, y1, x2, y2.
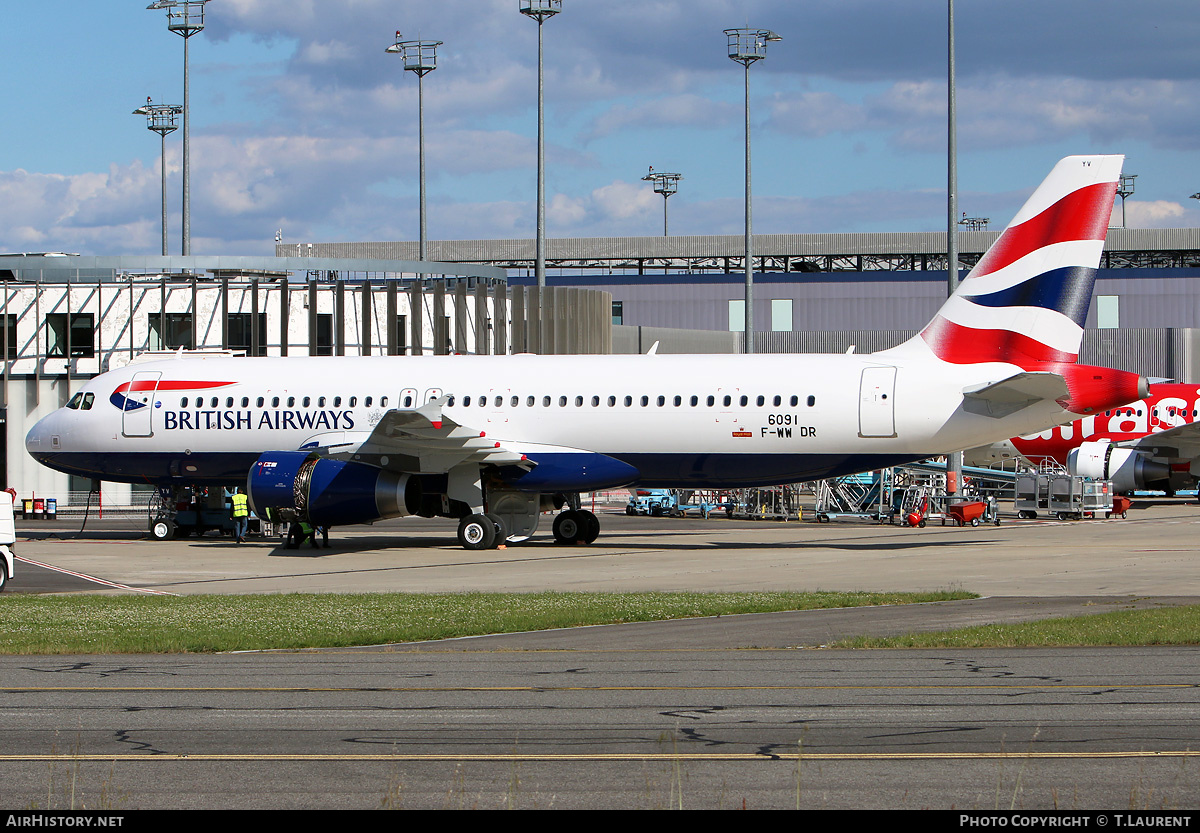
(962, 372, 1069, 419)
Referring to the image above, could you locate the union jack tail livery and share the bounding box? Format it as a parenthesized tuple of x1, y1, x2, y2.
(893, 155, 1123, 368)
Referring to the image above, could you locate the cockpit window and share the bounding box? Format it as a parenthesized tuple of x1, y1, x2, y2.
(66, 392, 83, 410)
(81, 392, 94, 410)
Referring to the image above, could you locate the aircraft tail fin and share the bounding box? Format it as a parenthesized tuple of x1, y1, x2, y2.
(885, 155, 1123, 368)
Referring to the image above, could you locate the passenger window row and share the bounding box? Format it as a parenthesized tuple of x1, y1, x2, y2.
(447, 394, 817, 408)
(179, 395, 390, 409)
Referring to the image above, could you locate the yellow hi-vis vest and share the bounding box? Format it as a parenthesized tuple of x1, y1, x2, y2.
(231, 493, 249, 518)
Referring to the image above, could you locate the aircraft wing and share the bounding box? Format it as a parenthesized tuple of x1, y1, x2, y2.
(961, 372, 1070, 419)
(321, 397, 533, 474)
(1117, 421, 1200, 460)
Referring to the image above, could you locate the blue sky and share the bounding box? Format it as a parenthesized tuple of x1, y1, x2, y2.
(3, 0, 1200, 256)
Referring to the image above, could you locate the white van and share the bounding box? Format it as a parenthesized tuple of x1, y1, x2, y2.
(0, 490, 15, 590)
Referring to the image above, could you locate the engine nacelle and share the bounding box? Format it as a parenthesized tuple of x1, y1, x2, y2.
(1067, 440, 1171, 494)
(247, 451, 423, 527)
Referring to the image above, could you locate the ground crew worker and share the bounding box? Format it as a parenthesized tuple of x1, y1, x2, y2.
(231, 488, 250, 543)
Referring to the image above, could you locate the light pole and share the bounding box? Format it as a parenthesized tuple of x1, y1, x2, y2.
(1117, 174, 1137, 228)
(947, 0, 963, 496)
(387, 34, 442, 262)
(725, 27, 780, 354)
(147, 0, 209, 256)
(641, 168, 682, 236)
(520, 1, 562, 297)
(133, 98, 182, 257)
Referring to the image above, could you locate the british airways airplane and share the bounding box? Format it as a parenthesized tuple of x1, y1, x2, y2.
(26, 155, 1146, 549)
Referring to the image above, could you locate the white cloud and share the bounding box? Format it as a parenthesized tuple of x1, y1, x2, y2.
(1125, 200, 1188, 228)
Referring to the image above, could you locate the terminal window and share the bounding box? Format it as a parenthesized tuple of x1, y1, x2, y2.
(314, 313, 333, 356)
(227, 312, 268, 356)
(45, 313, 95, 359)
(392, 315, 407, 355)
(149, 313, 193, 350)
(1, 315, 17, 359)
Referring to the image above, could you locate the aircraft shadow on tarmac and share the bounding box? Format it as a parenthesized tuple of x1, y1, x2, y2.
(171, 528, 999, 558)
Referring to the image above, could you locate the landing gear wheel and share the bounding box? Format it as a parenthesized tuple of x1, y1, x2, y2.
(458, 514, 496, 550)
(553, 510, 598, 545)
(484, 513, 509, 547)
(580, 510, 600, 544)
(150, 518, 174, 541)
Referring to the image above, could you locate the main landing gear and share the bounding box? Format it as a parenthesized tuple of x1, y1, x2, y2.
(551, 508, 600, 545)
(448, 474, 601, 550)
(454, 506, 600, 549)
(457, 512, 510, 551)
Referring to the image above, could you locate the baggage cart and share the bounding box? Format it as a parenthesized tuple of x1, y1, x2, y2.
(1108, 495, 1133, 519)
(945, 497, 1000, 527)
(1014, 472, 1050, 519)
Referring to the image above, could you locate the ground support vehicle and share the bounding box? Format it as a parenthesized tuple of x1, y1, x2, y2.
(625, 489, 678, 517)
(944, 496, 1000, 526)
(814, 470, 895, 524)
(1014, 472, 1052, 519)
(148, 486, 240, 540)
(1109, 495, 1133, 519)
(0, 490, 14, 590)
(1047, 475, 1115, 520)
(731, 486, 804, 521)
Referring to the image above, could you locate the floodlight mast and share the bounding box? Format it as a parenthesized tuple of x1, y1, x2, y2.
(133, 99, 183, 256)
(387, 35, 443, 262)
(1117, 174, 1137, 228)
(520, 1, 562, 306)
(725, 27, 780, 355)
(147, 0, 208, 257)
(642, 169, 682, 236)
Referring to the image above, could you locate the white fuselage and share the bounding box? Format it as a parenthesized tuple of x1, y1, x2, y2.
(27, 352, 1079, 490)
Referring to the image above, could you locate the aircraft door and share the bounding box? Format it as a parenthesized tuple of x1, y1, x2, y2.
(121, 371, 161, 438)
(858, 366, 897, 438)
(398, 388, 417, 409)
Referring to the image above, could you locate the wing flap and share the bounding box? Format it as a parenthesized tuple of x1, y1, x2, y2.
(323, 398, 534, 474)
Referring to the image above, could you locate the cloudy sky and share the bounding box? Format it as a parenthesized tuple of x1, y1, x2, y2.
(4, 0, 1200, 256)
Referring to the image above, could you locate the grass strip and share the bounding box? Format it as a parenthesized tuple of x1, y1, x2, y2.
(834, 604, 1200, 648)
(0, 590, 971, 654)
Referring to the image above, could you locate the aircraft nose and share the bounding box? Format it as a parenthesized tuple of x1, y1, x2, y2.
(25, 411, 61, 462)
